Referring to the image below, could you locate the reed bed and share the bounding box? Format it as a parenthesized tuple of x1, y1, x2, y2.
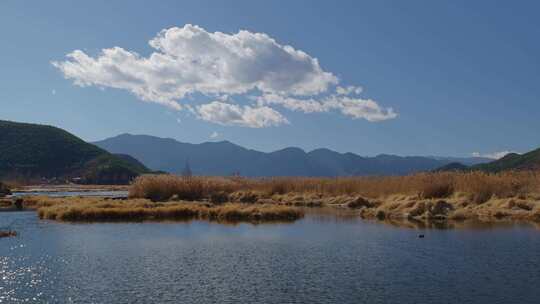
(20, 171, 540, 224)
(129, 171, 540, 201)
(124, 172, 540, 223)
(28, 196, 303, 223)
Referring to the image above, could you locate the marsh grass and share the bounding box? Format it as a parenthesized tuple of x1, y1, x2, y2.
(124, 172, 540, 223)
(0, 199, 12, 208)
(129, 175, 239, 201)
(28, 196, 303, 223)
(129, 171, 540, 202)
(25, 171, 540, 224)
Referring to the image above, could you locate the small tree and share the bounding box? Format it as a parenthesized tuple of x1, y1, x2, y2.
(182, 160, 193, 177)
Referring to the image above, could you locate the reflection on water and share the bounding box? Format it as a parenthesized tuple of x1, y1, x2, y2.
(379, 217, 540, 230)
(1, 211, 540, 303)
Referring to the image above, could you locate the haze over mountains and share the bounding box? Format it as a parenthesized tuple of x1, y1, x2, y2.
(94, 134, 491, 177)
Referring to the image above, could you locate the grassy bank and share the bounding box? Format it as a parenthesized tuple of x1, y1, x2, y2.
(23, 196, 303, 223)
(126, 172, 540, 222)
(354, 195, 540, 222)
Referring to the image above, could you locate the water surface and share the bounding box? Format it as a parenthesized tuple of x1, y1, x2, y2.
(1, 211, 539, 303)
(11, 190, 128, 198)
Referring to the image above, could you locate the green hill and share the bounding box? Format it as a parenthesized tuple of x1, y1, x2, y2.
(471, 149, 540, 172)
(436, 148, 540, 173)
(0, 120, 149, 184)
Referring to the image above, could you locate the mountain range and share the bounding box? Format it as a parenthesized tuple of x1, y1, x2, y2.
(7, 118, 536, 181)
(94, 134, 491, 177)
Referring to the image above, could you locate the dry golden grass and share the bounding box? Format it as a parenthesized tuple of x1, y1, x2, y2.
(124, 172, 540, 223)
(357, 195, 540, 222)
(26, 196, 303, 223)
(18, 171, 540, 224)
(0, 199, 12, 208)
(129, 175, 240, 202)
(130, 171, 540, 201)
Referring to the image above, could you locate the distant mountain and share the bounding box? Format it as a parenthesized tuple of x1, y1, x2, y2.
(0, 120, 150, 184)
(94, 134, 490, 177)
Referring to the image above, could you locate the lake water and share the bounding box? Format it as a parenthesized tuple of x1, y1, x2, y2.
(11, 190, 128, 198)
(1, 211, 539, 303)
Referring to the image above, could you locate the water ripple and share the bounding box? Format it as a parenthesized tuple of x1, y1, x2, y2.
(0, 212, 539, 303)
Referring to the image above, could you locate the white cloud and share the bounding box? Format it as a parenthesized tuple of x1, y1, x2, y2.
(197, 101, 288, 128)
(52, 24, 336, 109)
(256, 93, 397, 122)
(472, 151, 518, 159)
(53, 24, 397, 127)
(336, 85, 362, 95)
(210, 131, 219, 138)
(51, 89, 56, 95)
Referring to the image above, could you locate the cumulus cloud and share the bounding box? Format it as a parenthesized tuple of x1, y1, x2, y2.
(53, 24, 396, 127)
(197, 101, 288, 128)
(472, 151, 518, 159)
(210, 131, 219, 138)
(53, 24, 335, 109)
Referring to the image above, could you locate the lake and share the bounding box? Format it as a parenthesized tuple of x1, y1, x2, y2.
(1, 211, 539, 303)
(11, 190, 128, 198)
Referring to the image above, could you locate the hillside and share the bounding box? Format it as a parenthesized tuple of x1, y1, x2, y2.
(471, 149, 540, 172)
(432, 147, 540, 173)
(94, 134, 490, 177)
(0, 120, 149, 184)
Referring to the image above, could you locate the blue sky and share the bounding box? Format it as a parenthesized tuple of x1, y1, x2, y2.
(1, 0, 539, 157)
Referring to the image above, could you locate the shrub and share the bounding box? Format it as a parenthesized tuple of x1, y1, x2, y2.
(210, 191, 229, 204)
(473, 189, 493, 204)
(0, 182, 11, 197)
(420, 181, 454, 199)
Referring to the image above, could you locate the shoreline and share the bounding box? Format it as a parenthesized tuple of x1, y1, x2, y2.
(4, 171, 540, 227)
(5, 192, 538, 227)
